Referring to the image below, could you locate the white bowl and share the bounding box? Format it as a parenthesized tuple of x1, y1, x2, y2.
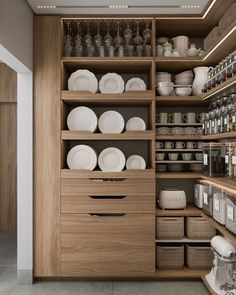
(158, 82, 174, 87)
(175, 87, 192, 96)
(157, 86, 174, 96)
(175, 70, 193, 78)
(157, 37, 169, 44)
(175, 77, 193, 85)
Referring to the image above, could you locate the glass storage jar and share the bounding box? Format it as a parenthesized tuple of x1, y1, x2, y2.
(203, 143, 225, 177)
(225, 143, 236, 178)
(202, 184, 215, 217)
(213, 189, 226, 225)
(225, 194, 236, 234)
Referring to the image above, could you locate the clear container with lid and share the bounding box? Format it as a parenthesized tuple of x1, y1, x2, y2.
(225, 143, 236, 178)
(213, 189, 226, 225)
(202, 184, 215, 217)
(203, 143, 225, 177)
(225, 194, 236, 234)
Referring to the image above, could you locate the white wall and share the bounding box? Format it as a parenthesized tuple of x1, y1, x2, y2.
(0, 0, 33, 70)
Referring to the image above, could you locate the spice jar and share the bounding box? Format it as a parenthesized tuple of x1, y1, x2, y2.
(203, 143, 226, 177)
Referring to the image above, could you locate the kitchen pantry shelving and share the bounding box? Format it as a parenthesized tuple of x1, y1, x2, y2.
(34, 11, 236, 286)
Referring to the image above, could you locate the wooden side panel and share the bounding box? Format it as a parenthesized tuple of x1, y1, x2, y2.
(0, 64, 17, 103)
(0, 104, 17, 230)
(34, 16, 61, 277)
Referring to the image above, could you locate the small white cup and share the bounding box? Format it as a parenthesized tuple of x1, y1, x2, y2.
(182, 153, 192, 161)
(169, 153, 179, 161)
(156, 142, 164, 149)
(175, 141, 186, 149)
(186, 142, 197, 149)
(165, 141, 175, 149)
(156, 153, 165, 161)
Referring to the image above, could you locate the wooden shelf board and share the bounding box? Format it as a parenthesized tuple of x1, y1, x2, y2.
(200, 175, 236, 197)
(156, 149, 202, 152)
(156, 123, 202, 127)
(156, 96, 207, 106)
(202, 212, 236, 246)
(61, 90, 155, 105)
(201, 131, 236, 140)
(155, 267, 207, 279)
(201, 275, 218, 295)
(156, 135, 202, 140)
(156, 172, 202, 179)
(202, 76, 236, 101)
(156, 205, 202, 217)
(156, 57, 203, 71)
(156, 237, 211, 243)
(61, 168, 155, 179)
(62, 57, 154, 62)
(62, 130, 155, 140)
(155, 161, 202, 164)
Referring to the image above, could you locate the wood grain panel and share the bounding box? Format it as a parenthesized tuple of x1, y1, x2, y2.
(34, 16, 61, 277)
(0, 64, 17, 103)
(61, 194, 155, 214)
(0, 104, 16, 230)
(61, 213, 155, 277)
(61, 178, 155, 196)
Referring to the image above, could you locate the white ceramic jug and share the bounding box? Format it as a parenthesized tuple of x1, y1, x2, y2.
(172, 36, 189, 57)
(192, 67, 213, 96)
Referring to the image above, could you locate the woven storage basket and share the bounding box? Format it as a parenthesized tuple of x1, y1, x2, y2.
(186, 217, 216, 240)
(156, 217, 184, 240)
(204, 26, 220, 52)
(186, 244, 213, 270)
(219, 3, 236, 35)
(156, 244, 184, 270)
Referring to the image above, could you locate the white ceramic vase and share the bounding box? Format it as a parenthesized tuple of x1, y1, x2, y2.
(192, 67, 212, 96)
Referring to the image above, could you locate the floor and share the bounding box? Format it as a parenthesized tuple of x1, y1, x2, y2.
(0, 232, 210, 295)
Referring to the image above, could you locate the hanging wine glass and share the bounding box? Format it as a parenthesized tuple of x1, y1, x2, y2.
(133, 22, 143, 47)
(84, 22, 93, 48)
(94, 22, 103, 49)
(64, 20, 73, 57)
(143, 22, 151, 45)
(124, 22, 133, 46)
(74, 21, 82, 47)
(114, 21, 124, 50)
(104, 22, 113, 49)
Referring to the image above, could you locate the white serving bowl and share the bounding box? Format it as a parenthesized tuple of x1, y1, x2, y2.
(175, 70, 193, 78)
(175, 77, 193, 85)
(157, 82, 174, 87)
(157, 86, 174, 96)
(175, 87, 192, 96)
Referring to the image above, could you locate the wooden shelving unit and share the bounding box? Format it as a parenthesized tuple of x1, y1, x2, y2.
(202, 213, 236, 247)
(156, 172, 202, 179)
(156, 205, 201, 217)
(156, 96, 206, 106)
(156, 135, 202, 141)
(156, 237, 211, 243)
(201, 131, 236, 140)
(200, 175, 236, 197)
(155, 268, 207, 279)
(156, 160, 202, 164)
(156, 123, 202, 127)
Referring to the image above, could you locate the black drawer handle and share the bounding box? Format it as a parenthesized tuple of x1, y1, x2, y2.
(89, 178, 126, 182)
(89, 196, 126, 200)
(89, 213, 126, 217)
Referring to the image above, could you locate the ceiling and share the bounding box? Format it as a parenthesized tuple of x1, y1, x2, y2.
(27, 0, 211, 15)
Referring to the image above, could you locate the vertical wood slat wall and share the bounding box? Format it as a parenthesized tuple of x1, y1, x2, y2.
(34, 16, 61, 277)
(0, 64, 17, 231)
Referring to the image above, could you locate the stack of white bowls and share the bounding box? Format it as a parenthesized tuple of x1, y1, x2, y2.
(175, 70, 194, 85)
(156, 72, 171, 84)
(157, 82, 174, 96)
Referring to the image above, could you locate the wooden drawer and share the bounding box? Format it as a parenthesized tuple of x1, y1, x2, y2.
(61, 194, 155, 214)
(61, 178, 155, 196)
(61, 213, 155, 277)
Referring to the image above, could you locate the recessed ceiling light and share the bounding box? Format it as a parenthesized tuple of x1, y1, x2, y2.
(109, 5, 128, 9)
(181, 5, 200, 8)
(37, 5, 56, 9)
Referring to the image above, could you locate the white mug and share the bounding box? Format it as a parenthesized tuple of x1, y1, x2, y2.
(183, 113, 196, 124)
(169, 153, 179, 161)
(197, 113, 206, 123)
(169, 113, 183, 124)
(182, 153, 192, 161)
(157, 112, 168, 124)
(165, 141, 175, 149)
(156, 142, 164, 149)
(197, 142, 203, 149)
(186, 141, 197, 149)
(175, 141, 186, 149)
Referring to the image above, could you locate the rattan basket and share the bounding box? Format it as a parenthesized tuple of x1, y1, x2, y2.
(186, 217, 216, 240)
(156, 217, 184, 240)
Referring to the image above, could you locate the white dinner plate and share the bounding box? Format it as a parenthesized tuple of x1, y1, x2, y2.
(67, 145, 97, 170)
(68, 69, 98, 93)
(126, 117, 146, 131)
(99, 73, 124, 93)
(98, 147, 126, 172)
(126, 155, 146, 170)
(67, 106, 98, 132)
(98, 110, 124, 134)
(125, 78, 146, 91)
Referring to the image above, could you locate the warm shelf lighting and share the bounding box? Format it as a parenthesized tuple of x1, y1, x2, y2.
(37, 5, 56, 9)
(109, 5, 128, 9)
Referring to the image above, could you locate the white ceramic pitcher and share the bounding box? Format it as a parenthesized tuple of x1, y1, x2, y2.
(192, 67, 213, 96)
(172, 36, 189, 57)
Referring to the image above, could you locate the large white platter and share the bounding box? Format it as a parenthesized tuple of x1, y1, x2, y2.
(68, 69, 98, 93)
(99, 73, 124, 93)
(67, 106, 98, 132)
(98, 110, 124, 134)
(67, 145, 97, 170)
(98, 147, 125, 172)
(126, 155, 146, 170)
(126, 117, 146, 131)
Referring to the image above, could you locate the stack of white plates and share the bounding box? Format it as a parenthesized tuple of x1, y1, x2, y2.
(125, 78, 146, 91)
(67, 106, 97, 131)
(98, 147, 125, 172)
(67, 145, 97, 170)
(68, 69, 98, 93)
(98, 110, 124, 133)
(99, 73, 124, 93)
(126, 155, 146, 170)
(126, 117, 146, 131)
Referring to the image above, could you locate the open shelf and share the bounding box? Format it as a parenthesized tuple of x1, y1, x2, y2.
(156, 172, 202, 179)
(61, 90, 155, 105)
(155, 268, 207, 279)
(156, 96, 207, 106)
(62, 57, 154, 63)
(156, 149, 202, 152)
(156, 123, 202, 127)
(202, 76, 236, 101)
(156, 57, 203, 71)
(156, 161, 202, 164)
(61, 168, 155, 179)
(61, 130, 155, 140)
(156, 237, 211, 243)
(200, 175, 236, 197)
(156, 205, 201, 217)
(201, 131, 236, 140)
(156, 135, 202, 141)
(202, 212, 236, 247)
(201, 275, 218, 295)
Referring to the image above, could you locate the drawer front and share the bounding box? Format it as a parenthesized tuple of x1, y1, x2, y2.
(61, 213, 155, 277)
(61, 194, 155, 214)
(61, 178, 155, 196)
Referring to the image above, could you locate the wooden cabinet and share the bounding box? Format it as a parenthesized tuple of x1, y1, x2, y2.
(61, 213, 155, 277)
